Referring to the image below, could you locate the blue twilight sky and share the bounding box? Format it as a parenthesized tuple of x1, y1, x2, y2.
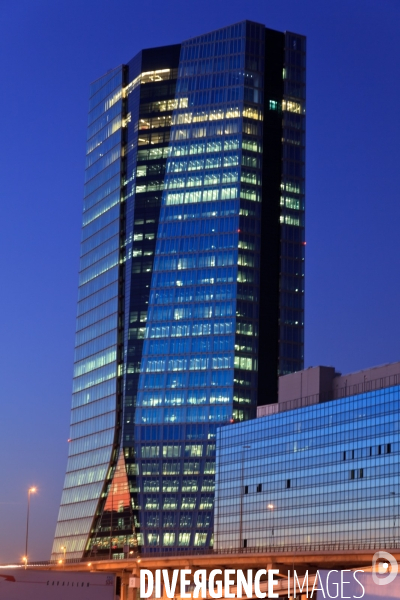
(0, 0, 399, 562)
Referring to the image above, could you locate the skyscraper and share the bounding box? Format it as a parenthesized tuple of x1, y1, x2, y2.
(52, 21, 305, 559)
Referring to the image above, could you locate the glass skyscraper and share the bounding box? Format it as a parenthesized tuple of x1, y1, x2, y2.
(52, 21, 306, 559)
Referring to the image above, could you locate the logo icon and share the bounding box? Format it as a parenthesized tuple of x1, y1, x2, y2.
(372, 551, 398, 586)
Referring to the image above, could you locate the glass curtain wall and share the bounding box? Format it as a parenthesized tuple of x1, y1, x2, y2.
(52, 66, 124, 560)
(215, 386, 400, 550)
(84, 48, 182, 558)
(121, 50, 181, 554)
(52, 22, 306, 560)
(134, 22, 266, 553)
(257, 28, 306, 402)
(279, 32, 306, 376)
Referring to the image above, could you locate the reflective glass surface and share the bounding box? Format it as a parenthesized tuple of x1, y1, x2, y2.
(135, 21, 268, 553)
(52, 66, 123, 560)
(53, 21, 306, 560)
(215, 385, 400, 550)
(84, 46, 182, 559)
(89, 450, 137, 555)
(279, 32, 306, 376)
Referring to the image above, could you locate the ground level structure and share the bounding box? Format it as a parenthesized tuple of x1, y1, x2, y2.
(22, 546, 400, 599)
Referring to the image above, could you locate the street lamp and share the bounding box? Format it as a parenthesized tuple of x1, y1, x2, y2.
(61, 545, 66, 564)
(25, 487, 37, 569)
(390, 492, 396, 547)
(267, 504, 274, 548)
(239, 445, 251, 550)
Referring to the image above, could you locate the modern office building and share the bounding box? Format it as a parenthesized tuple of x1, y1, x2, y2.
(214, 362, 400, 551)
(52, 21, 306, 559)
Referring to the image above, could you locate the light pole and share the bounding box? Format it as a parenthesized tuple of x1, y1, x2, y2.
(267, 503, 274, 549)
(390, 492, 396, 547)
(239, 445, 251, 550)
(61, 545, 66, 566)
(25, 487, 37, 568)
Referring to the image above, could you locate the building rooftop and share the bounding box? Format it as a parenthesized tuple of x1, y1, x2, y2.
(257, 360, 400, 417)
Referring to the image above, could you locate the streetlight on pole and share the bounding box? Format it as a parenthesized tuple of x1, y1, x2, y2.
(60, 545, 67, 566)
(267, 503, 274, 549)
(239, 445, 251, 550)
(390, 492, 396, 547)
(25, 487, 37, 569)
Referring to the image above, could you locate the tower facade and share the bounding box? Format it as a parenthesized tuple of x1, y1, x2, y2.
(52, 21, 305, 559)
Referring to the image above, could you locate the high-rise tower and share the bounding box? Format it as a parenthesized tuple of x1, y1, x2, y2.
(52, 21, 305, 559)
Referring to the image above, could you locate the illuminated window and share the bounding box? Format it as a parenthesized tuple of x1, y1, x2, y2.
(163, 533, 175, 546)
(280, 215, 301, 226)
(181, 496, 196, 509)
(163, 496, 177, 509)
(282, 99, 304, 114)
(194, 533, 207, 547)
(269, 100, 280, 111)
(185, 445, 203, 457)
(147, 533, 159, 545)
(178, 533, 190, 546)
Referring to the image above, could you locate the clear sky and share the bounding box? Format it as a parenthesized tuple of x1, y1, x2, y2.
(0, 0, 399, 563)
